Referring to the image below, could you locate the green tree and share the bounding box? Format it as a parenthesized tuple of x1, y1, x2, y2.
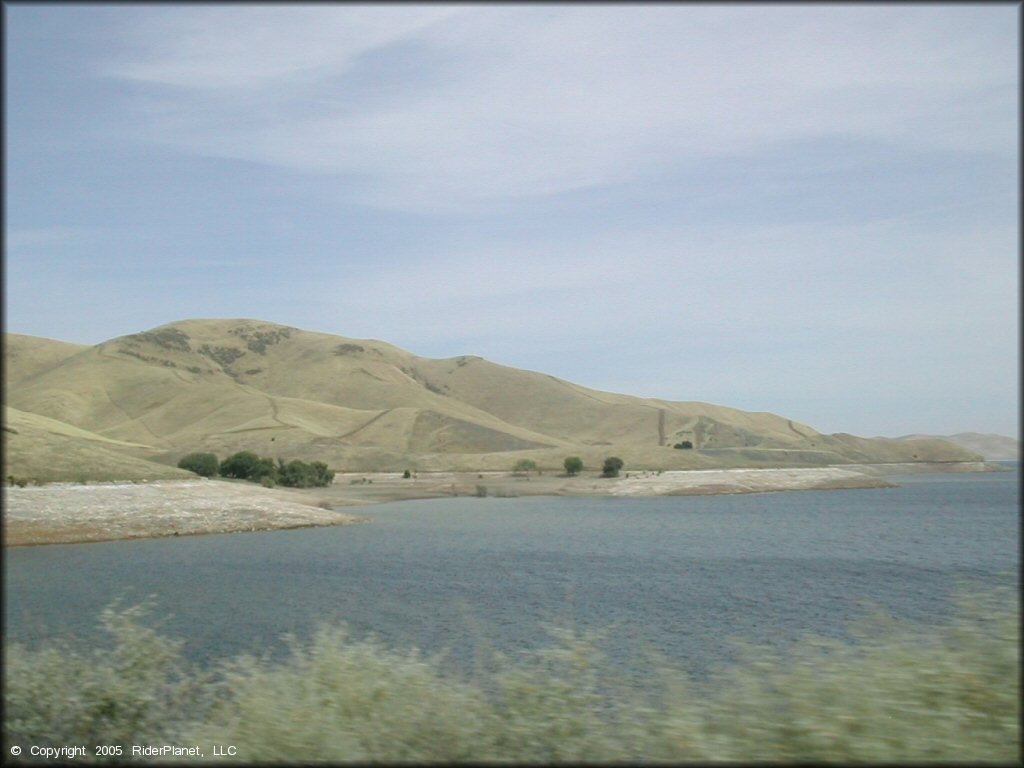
(219, 451, 261, 480)
(310, 461, 335, 487)
(177, 452, 220, 478)
(563, 457, 583, 476)
(513, 459, 538, 475)
(601, 457, 624, 478)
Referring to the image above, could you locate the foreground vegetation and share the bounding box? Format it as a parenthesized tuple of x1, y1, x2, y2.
(4, 587, 1017, 764)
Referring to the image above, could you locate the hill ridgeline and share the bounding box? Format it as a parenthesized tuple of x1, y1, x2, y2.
(4, 319, 981, 482)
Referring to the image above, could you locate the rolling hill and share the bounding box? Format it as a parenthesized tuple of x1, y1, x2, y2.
(4, 318, 982, 481)
(893, 432, 1020, 461)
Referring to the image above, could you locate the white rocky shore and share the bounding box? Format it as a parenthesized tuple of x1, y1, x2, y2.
(593, 466, 896, 496)
(3, 479, 367, 546)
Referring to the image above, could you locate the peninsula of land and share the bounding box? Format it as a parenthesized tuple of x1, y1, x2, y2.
(4, 317, 1004, 545)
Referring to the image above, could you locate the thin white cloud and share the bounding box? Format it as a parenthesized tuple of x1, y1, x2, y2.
(102, 5, 466, 89)
(317, 215, 1017, 356)
(99, 5, 1017, 212)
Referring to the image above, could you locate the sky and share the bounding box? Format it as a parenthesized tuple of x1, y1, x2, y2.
(4, 4, 1019, 439)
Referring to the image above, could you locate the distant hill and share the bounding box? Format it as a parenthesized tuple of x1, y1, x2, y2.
(3, 318, 983, 481)
(893, 432, 1019, 461)
(5, 333, 88, 381)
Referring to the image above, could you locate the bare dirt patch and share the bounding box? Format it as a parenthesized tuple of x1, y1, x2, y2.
(3, 479, 367, 547)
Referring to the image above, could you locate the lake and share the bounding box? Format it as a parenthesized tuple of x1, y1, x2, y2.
(4, 466, 1018, 678)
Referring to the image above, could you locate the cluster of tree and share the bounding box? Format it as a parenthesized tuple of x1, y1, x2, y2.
(672, 440, 694, 449)
(561, 456, 625, 478)
(177, 451, 334, 488)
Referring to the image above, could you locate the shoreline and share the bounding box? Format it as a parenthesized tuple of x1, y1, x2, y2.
(321, 465, 901, 504)
(3, 462, 1001, 547)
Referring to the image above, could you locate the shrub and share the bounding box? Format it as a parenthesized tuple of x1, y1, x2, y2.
(279, 460, 313, 488)
(3, 601, 214, 753)
(673, 441, 694, 450)
(190, 627, 489, 763)
(601, 457, 624, 478)
(176, 452, 220, 478)
(513, 459, 538, 475)
(248, 457, 278, 484)
(689, 587, 1020, 762)
(309, 461, 335, 487)
(563, 457, 583, 476)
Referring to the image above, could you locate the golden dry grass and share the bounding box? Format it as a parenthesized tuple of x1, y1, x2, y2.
(3, 407, 194, 484)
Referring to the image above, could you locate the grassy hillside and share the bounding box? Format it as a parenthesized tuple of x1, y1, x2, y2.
(3, 319, 982, 481)
(3, 407, 194, 483)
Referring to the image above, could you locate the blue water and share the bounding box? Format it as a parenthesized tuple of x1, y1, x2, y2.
(4, 468, 1018, 676)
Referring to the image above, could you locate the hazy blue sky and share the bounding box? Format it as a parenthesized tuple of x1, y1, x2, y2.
(5, 4, 1019, 438)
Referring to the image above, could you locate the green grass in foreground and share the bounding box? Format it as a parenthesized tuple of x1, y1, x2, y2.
(3, 587, 1019, 764)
